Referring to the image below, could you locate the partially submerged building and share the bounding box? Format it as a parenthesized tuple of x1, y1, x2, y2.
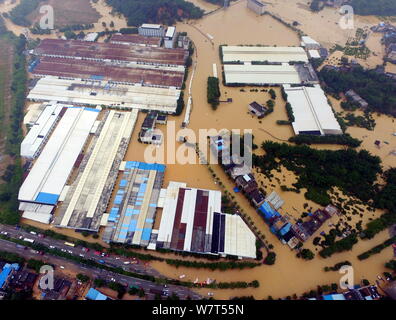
(222, 46, 309, 64)
(247, 0, 266, 15)
(283, 84, 343, 135)
(154, 182, 257, 259)
(139, 111, 163, 145)
(345, 89, 369, 110)
(248, 101, 268, 117)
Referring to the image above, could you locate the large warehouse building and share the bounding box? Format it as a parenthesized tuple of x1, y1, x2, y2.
(103, 161, 166, 246)
(33, 39, 187, 67)
(55, 110, 139, 232)
(27, 77, 181, 113)
(224, 64, 302, 85)
(31, 57, 184, 89)
(284, 85, 343, 135)
(222, 46, 308, 64)
(18, 107, 100, 224)
(153, 182, 257, 259)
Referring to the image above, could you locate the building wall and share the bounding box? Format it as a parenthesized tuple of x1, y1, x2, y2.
(138, 27, 165, 38)
(247, 0, 266, 15)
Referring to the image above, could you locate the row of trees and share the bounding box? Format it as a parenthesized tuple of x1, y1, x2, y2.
(207, 76, 221, 110)
(105, 0, 204, 26)
(288, 133, 362, 148)
(357, 236, 396, 260)
(0, 34, 26, 225)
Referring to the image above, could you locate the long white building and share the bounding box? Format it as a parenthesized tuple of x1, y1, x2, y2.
(224, 64, 302, 85)
(21, 102, 66, 159)
(55, 110, 139, 231)
(27, 76, 180, 114)
(222, 46, 309, 64)
(18, 107, 99, 222)
(284, 84, 343, 135)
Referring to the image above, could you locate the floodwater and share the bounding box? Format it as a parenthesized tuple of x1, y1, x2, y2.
(2, 0, 395, 299)
(143, 1, 395, 299)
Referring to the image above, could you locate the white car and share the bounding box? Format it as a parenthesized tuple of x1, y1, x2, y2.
(123, 261, 130, 265)
(79, 254, 85, 258)
(60, 266, 65, 269)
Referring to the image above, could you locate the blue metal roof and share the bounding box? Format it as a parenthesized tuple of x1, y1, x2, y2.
(35, 192, 59, 205)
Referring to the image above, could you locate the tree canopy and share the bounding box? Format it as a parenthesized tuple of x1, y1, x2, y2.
(105, 0, 204, 26)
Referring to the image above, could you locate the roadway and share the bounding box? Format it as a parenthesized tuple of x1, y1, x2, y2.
(0, 225, 201, 300)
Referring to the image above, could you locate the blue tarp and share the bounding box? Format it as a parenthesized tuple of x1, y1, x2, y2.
(0, 263, 19, 288)
(86, 288, 108, 300)
(258, 202, 280, 220)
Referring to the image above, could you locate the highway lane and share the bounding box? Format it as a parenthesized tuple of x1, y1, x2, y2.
(0, 238, 201, 300)
(0, 224, 159, 276)
(0, 225, 202, 300)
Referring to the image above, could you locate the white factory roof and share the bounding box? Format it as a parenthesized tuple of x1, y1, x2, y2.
(22, 211, 52, 224)
(27, 76, 180, 113)
(141, 24, 162, 29)
(157, 181, 187, 244)
(18, 107, 99, 205)
(21, 103, 65, 158)
(301, 36, 320, 46)
(308, 49, 321, 59)
(84, 32, 98, 42)
(222, 46, 308, 63)
(165, 27, 176, 38)
(284, 85, 343, 135)
(224, 64, 301, 85)
(56, 109, 139, 231)
(223, 214, 256, 259)
(23, 103, 45, 125)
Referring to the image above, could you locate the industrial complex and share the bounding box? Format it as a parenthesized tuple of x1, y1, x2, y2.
(221, 45, 319, 85)
(103, 161, 165, 246)
(221, 46, 309, 64)
(154, 182, 257, 259)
